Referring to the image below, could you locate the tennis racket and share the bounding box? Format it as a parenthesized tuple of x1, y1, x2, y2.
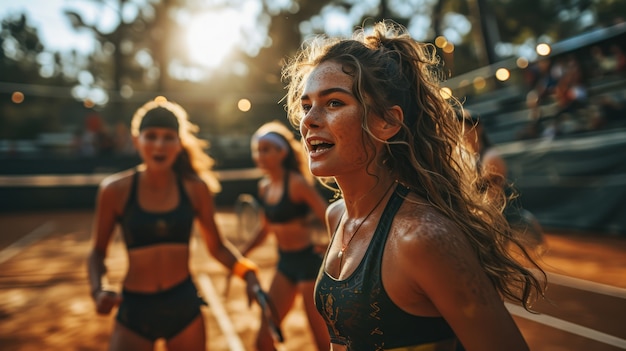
(233, 193, 262, 250)
(223, 194, 262, 297)
(253, 284, 284, 343)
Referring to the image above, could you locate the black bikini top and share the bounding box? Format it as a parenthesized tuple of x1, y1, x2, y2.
(117, 171, 195, 250)
(314, 185, 461, 350)
(260, 172, 309, 223)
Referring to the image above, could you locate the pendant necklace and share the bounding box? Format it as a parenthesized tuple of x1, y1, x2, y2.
(338, 181, 395, 263)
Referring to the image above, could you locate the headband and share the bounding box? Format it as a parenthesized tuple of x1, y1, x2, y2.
(256, 132, 289, 150)
(139, 107, 180, 132)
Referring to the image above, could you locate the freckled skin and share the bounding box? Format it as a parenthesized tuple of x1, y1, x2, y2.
(300, 62, 372, 179)
(299, 53, 530, 350)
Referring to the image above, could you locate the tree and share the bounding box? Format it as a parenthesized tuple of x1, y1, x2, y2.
(0, 13, 45, 84)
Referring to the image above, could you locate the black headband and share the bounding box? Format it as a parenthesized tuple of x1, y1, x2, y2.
(139, 107, 180, 132)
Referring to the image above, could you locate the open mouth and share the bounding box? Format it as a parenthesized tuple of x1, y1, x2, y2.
(309, 139, 334, 153)
(153, 155, 167, 162)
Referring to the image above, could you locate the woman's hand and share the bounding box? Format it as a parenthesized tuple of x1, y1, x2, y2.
(92, 289, 122, 315)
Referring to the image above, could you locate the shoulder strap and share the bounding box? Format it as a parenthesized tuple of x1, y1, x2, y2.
(177, 174, 190, 203)
(360, 183, 408, 290)
(282, 171, 290, 197)
(128, 170, 139, 204)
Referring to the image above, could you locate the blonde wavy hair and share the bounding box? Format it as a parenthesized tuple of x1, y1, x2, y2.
(130, 99, 221, 193)
(282, 20, 545, 310)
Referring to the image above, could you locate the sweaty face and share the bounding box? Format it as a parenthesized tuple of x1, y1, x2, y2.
(299, 61, 371, 178)
(135, 127, 181, 170)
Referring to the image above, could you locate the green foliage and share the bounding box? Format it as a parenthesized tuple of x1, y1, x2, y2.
(2, 0, 626, 146)
(0, 14, 44, 84)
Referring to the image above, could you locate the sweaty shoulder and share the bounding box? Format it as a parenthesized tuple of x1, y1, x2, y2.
(97, 169, 135, 214)
(391, 195, 469, 263)
(100, 169, 134, 189)
(386, 195, 481, 311)
(183, 174, 213, 210)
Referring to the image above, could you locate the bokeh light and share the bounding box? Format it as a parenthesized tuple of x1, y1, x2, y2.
(495, 68, 510, 81)
(442, 42, 455, 54)
(516, 57, 529, 69)
(11, 91, 25, 104)
(435, 36, 448, 48)
(536, 43, 552, 56)
(439, 87, 453, 100)
(473, 76, 487, 90)
(238, 98, 252, 112)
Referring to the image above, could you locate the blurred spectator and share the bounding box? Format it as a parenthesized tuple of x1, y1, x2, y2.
(559, 113, 584, 135)
(586, 104, 608, 131)
(590, 45, 618, 77)
(525, 57, 561, 105)
(554, 55, 588, 120)
(78, 112, 102, 157)
(95, 124, 115, 157)
(540, 119, 559, 140)
(113, 122, 136, 155)
(460, 109, 544, 248)
(595, 94, 626, 127)
(516, 118, 543, 140)
(72, 127, 96, 157)
(609, 44, 626, 74)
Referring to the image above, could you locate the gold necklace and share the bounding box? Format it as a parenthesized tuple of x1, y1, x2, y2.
(338, 181, 395, 260)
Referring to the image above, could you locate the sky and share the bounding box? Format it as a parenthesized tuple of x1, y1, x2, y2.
(0, 0, 282, 74)
(0, 0, 128, 54)
(0, 0, 474, 83)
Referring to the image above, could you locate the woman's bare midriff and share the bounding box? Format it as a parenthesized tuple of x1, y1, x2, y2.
(271, 219, 315, 251)
(123, 244, 190, 292)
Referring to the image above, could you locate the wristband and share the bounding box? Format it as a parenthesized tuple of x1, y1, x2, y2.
(233, 257, 259, 279)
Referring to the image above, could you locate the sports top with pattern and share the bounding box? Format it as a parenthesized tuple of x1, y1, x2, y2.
(260, 172, 309, 223)
(117, 171, 195, 250)
(314, 185, 462, 351)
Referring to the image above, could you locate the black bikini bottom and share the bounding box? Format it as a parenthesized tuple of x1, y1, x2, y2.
(116, 276, 206, 341)
(277, 245, 323, 283)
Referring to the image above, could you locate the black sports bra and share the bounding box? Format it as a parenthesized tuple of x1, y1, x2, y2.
(260, 172, 309, 223)
(117, 171, 195, 250)
(315, 185, 462, 350)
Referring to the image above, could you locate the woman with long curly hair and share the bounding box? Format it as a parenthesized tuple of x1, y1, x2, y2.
(282, 21, 546, 351)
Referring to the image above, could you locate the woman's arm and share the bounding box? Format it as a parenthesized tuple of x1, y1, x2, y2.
(292, 175, 329, 224)
(191, 178, 261, 303)
(240, 216, 270, 257)
(87, 177, 123, 314)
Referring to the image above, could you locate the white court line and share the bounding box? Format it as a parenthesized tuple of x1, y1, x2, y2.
(506, 303, 626, 349)
(546, 271, 626, 299)
(0, 221, 55, 265)
(196, 273, 246, 351)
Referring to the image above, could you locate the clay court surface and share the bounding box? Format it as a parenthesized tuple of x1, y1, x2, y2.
(1, 209, 625, 351)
